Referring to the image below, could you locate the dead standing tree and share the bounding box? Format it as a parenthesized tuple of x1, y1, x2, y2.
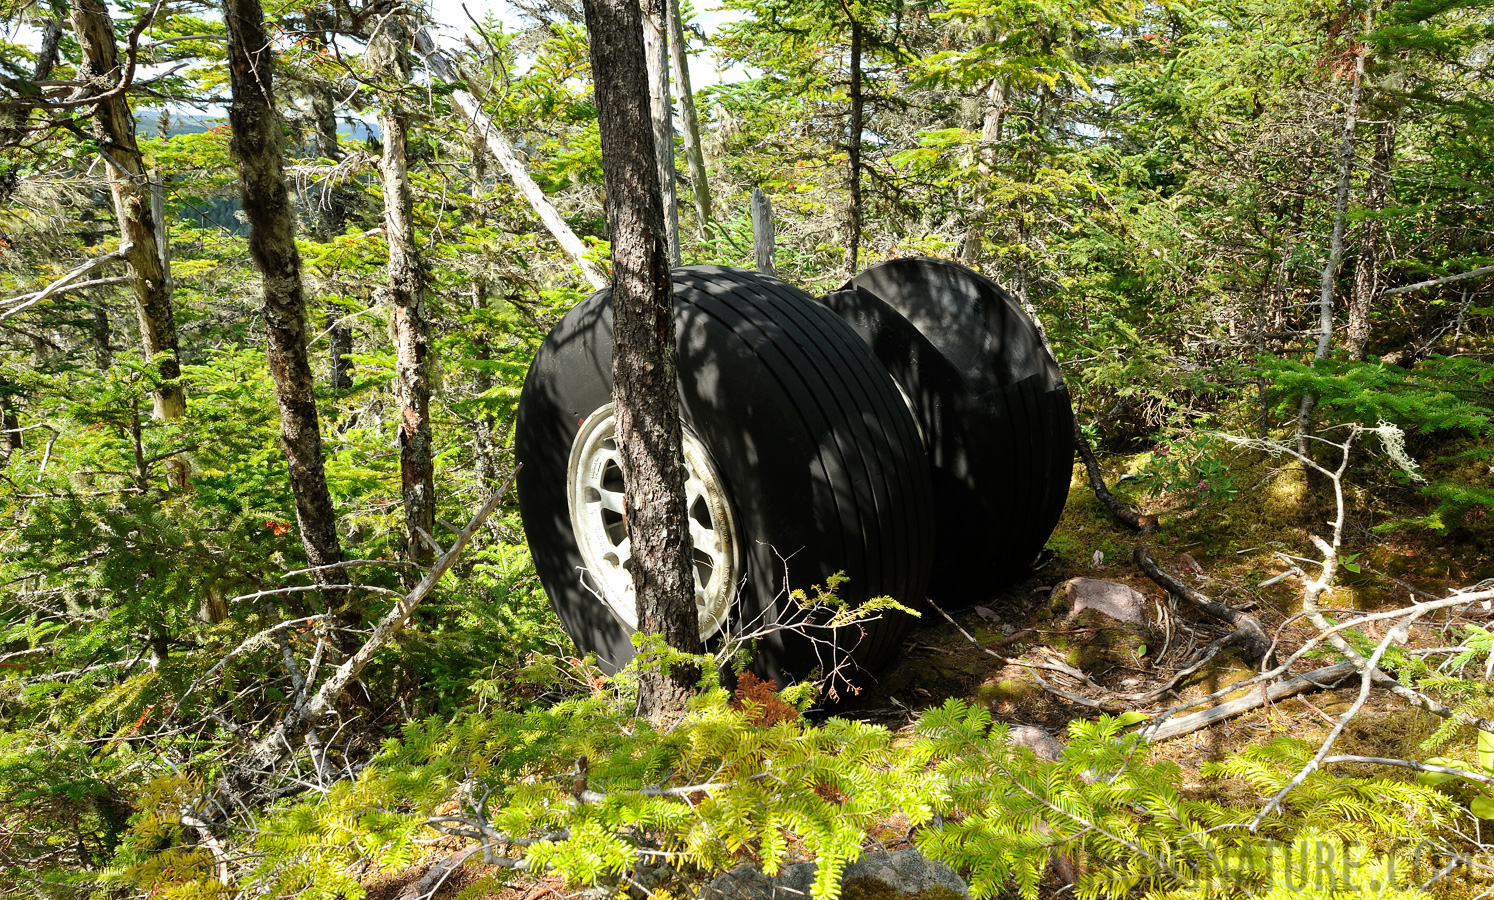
(581, 0, 704, 720)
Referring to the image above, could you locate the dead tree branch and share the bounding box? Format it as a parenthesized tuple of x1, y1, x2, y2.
(1381, 263, 1494, 297)
(0, 244, 132, 322)
(1073, 417, 1155, 534)
(1135, 547, 1274, 665)
(1141, 661, 1358, 742)
(199, 469, 517, 817)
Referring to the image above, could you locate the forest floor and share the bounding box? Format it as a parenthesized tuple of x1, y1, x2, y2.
(357, 448, 1494, 899)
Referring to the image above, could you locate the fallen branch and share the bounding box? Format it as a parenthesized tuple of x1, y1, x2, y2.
(397, 847, 482, 900)
(1140, 661, 1357, 743)
(0, 244, 132, 322)
(201, 469, 518, 816)
(1073, 417, 1155, 534)
(1135, 547, 1274, 665)
(929, 600, 1125, 713)
(412, 29, 607, 289)
(1381, 263, 1494, 297)
(1321, 755, 1494, 788)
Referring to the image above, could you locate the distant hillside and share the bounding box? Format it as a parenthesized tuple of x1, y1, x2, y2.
(136, 109, 381, 141)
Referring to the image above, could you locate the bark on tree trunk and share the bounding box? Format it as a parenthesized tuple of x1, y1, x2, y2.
(0, 385, 20, 459)
(959, 76, 1009, 265)
(751, 187, 775, 275)
(412, 29, 608, 289)
(0, 17, 61, 148)
(308, 11, 354, 395)
(224, 0, 347, 611)
(92, 300, 113, 371)
(376, 20, 436, 566)
(69, 0, 186, 426)
(843, 20, 864, 277)
(1296, 42, 1365, 462)
(642, 0, 681, 266)
(0, 17, 61, 205)
(469, 277, 501, 493)
(1347, 117, 1396, 361)
(667, 0, 712, 238)
(581, 0, 703, 722)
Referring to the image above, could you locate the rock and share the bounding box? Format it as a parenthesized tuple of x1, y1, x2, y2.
(700, 850, 968, 899)
(1007, 725, 1064, 761)
(1056, 577, 1149, 628)
(701, 863, 776, 900)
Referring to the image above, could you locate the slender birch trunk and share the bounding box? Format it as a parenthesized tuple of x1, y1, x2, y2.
(666, 0, 712, 237)
(642, 0, 681, 265)
(69, 0, 186, 426)
(375, 19, 436, 565)
(1296, 43, 1365, 461)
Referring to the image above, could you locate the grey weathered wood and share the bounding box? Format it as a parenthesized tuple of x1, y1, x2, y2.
(375, 19, 435, 567)
(642, 0, 680, 266)
(1142, 661, 1357, 743)
(751, 187, 775, 275)
(1297, 45, 1365, 458)
(1382, 263, 1494, 297)
(667, 0, 712, 237)
(412, 29, 607, 289)
(149, 172, 170, 286)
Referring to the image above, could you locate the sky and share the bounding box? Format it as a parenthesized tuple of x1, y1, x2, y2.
(422, 0, 746, 87)
(3, 0, 747, 90)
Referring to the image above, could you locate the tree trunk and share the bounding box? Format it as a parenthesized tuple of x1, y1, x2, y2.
(308, 11, 354, 394)
(0, 385, 20, 460)
(0, 17, 61, 147)
(642, 0, 681, 266)
(412, 29, 608, 289)
(1347, 117, 1396, 361)
(752, 187, 775, 275)
(92, 300, 113, 371)
(0, 17, 61, 204)
(69, 0, 186, 426)
(581, 0, 703, 721)
(469, 277, 501, 493)
(666, 0, 712, 237)
(1296, 42, 1364, 461)
(224, 0, 346, 611)
(959, 76, 1009, 265)
(843, 20, 864, 276)
(376, 21, 436, 566)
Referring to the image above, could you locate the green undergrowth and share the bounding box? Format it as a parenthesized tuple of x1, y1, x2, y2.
(101, 655, 1463, 900)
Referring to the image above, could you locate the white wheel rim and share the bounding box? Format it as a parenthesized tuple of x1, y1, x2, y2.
(566, 404, 739, 640)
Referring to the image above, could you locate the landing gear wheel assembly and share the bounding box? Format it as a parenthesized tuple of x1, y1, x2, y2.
(515, 266, 935, 682)
(820, 257, 1075, 605)
(565, 404, 739, 641)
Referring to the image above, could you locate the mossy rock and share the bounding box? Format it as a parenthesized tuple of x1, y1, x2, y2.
(842, 877, 968, 900)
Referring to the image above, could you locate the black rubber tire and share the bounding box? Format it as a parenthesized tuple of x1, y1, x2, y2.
(514, 265, 934, 684)
(820, 257, 1074, 605)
